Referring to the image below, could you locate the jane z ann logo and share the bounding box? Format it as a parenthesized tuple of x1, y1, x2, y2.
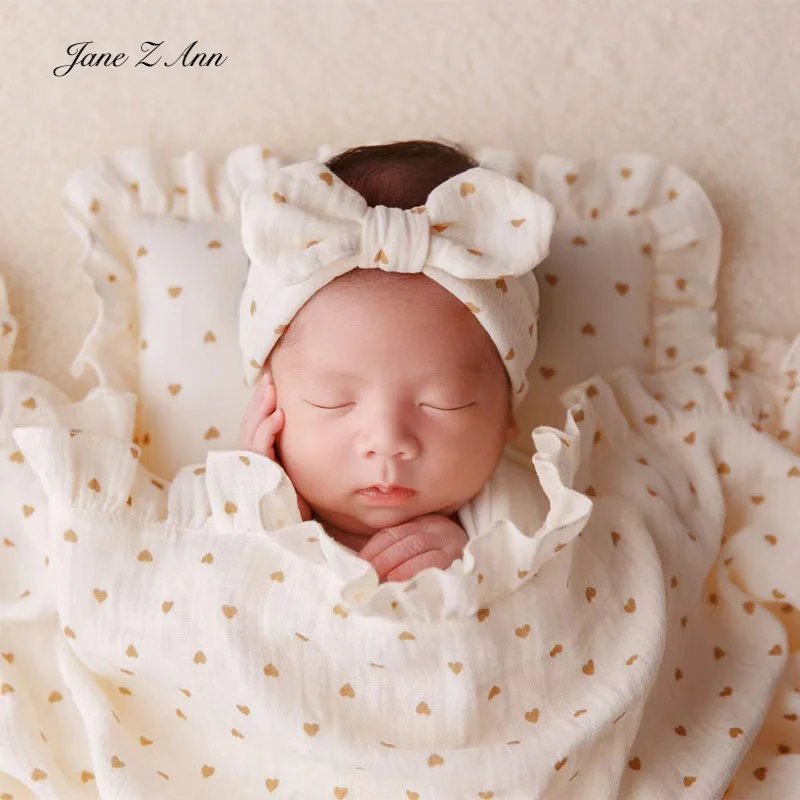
(54, 41, 227, 77)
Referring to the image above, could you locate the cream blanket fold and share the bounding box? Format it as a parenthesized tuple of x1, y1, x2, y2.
(2, 339, 800, 799)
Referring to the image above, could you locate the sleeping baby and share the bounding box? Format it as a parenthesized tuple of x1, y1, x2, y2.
(238, 139, 556, 583)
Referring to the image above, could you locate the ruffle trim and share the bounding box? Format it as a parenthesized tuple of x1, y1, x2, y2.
(0, 273, 17, 371)
(732, 330, 800, 390)
(730, 330, 800, 451)
(61, 145, 286, 392)
(534, 153, 721, 371)
(0, 274, 137, 440)
(11, 413, 591, 621)
(5, 383, 137, 447)
(13, 344, 779, 622)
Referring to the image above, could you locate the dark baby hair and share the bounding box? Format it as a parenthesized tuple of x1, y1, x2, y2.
(325, 138, 478, 209)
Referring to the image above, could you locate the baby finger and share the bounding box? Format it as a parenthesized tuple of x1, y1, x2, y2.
(240, 383, 276, 448)
(386, 550, 452, 583)
(250, 409, 284, 460)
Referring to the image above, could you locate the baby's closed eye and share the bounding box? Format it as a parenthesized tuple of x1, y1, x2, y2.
(419, 402, 477, 411)
(303, 399, 477, 412)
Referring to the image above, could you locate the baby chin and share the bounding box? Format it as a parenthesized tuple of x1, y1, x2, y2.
(350, 489, 459, 530)
(323, 492, 426, 535)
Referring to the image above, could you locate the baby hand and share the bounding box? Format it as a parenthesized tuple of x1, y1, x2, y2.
(240, 368, 313, 523)
(240, 368, 284, 461)
(357, 513, 468, 583)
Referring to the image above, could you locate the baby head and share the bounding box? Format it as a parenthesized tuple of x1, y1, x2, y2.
(249, 140, 539, 543)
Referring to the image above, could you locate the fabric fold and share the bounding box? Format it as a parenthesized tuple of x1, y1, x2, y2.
(7, 342, 800, 797)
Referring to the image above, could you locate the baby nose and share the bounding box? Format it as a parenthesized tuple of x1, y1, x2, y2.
(359, 415, 419, 460)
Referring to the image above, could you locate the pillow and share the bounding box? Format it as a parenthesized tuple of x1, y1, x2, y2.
(476, 150, 722, 463)
(62, 145, 721, 479)
(62, 145, 285, 479)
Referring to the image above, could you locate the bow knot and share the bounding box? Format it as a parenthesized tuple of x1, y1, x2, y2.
(361, 205, 430, 274)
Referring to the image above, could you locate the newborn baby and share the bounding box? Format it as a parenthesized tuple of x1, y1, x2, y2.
(240, 268, 518, 582)
(238, 139, 552, 584)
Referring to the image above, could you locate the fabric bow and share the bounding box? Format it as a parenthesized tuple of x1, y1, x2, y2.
(240, 161, 556, 287)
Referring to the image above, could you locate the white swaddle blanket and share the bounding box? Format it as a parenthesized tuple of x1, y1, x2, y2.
(2, 337, 800, 799)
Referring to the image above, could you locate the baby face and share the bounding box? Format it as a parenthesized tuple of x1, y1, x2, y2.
(268, 271, 517, 541)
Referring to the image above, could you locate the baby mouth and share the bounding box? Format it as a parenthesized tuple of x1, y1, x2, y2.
(357, 485, 417, 500)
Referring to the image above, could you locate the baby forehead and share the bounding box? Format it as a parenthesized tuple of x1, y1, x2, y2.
(291, 359, 490, 383)
(277, 271, 500, 377)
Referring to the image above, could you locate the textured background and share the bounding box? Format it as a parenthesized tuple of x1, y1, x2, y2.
(1, 0, 798, 400)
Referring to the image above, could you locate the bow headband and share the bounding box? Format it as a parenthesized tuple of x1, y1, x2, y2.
(239, 160, 556, 407)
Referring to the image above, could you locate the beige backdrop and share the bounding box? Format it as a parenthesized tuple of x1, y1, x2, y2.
(1, 0, 798, 400)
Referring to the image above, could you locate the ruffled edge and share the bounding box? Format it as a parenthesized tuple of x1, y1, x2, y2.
(0, 273, 18, 371)
(13, 344, 775, 622)
(731, 330, 800, 390)
(11, 399, 592, 623)
(61, 144, 286, 393)
(0, 270, 137, 443)
(247, 343, 779, 621)
(730, 330, 800, 449)
(533, 153, 722, 370)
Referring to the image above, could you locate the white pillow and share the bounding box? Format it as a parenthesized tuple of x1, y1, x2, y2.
(62, 145, 721, 478)
(477, 150, 722, 462)
(62, 146, 285, 478)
